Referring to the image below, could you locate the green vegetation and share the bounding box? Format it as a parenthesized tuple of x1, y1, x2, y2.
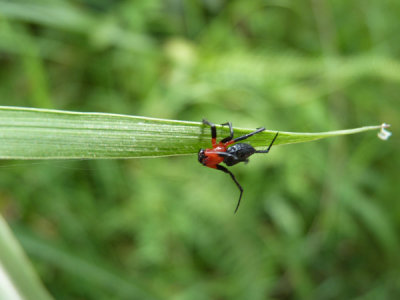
(0, 0, 399, 299)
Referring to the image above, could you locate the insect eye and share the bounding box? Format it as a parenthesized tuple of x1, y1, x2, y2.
(198, 149, 206, 163)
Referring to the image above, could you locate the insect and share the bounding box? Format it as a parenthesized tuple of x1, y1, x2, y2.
(198, 119, 279, 213)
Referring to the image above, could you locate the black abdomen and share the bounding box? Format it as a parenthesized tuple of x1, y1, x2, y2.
(224, 143, 256, 166)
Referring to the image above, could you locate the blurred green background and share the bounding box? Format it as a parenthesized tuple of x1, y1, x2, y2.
(0, 0, 399, 299)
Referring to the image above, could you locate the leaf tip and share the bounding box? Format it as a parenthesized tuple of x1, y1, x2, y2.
(378, 123, 392, 141)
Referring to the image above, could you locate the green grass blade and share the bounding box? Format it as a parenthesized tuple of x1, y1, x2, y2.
(0, 106, 390, 159)
(0, 215, 53, 300)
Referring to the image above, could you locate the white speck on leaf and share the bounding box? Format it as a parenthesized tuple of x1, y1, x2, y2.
(378, 123, 392, 140)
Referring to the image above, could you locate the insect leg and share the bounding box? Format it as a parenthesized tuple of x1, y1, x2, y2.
(255, 132, 279, 153)
(227, 127, 266, 144)
(216, 164, 243, 213)
(215, 152, 238, 160)
(220, 122, 234, 143)
(202, 119, 217, 146)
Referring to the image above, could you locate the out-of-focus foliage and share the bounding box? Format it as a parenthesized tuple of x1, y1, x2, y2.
(0, 0, 399, 299)
(0, 215, 53, 300)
